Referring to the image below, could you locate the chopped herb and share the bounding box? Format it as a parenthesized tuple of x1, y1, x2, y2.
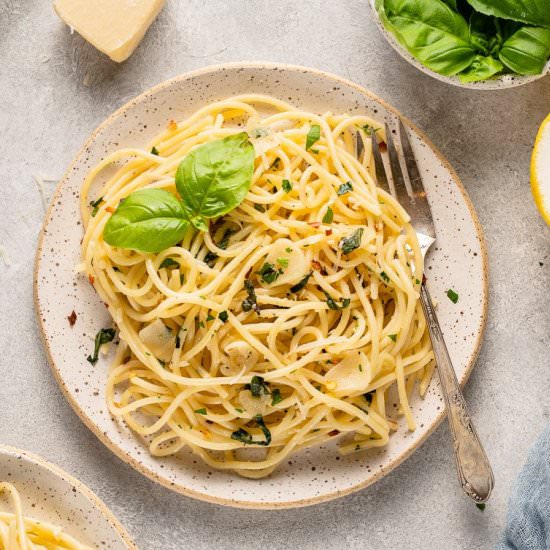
(340, 228, 364, 254)
(180, 273, 185, 285)
(217, 229, 234, 250)
(242, 280, 259, 313)
(337, 182, 353, 195)
(87, 328, 116, 365)
(254, 204, 266, 213)
(447, 289, 459, 304)
(194, 408, 207, 415)
(476, 503, 486, 511)
(235, 408, 244, 413)
(276, 258, 289, 268)
(89, 196, 104, 217)
(159, 257, 180, 269)
(271, 388, 282, 405)
(270, 157, 281, 170)
(219, 311, 229, 323)
(247, 375, 270, 397)
(231, 415, 272, 446)
(151, 146, 160, 155)
(361, 124, 379, 136)
(322, 207, 334, 224)
(380, 271, 390, 283)
(206, 313, 215, 321)
(258, 262, 280, 284)
(358, 364, 363, 372)
(282, 179, 292, 193)
(415, 278, 421, 285)
(204, 251, 218, 267)
(198, 320, 205, 328)
(364, 392, 374, 404)
(306, 124, 321, 151)
(290, 272, 312, 293)
(285, 247, 292, 253)
(323, 291, 350, 310)
(388, 334, 397, 342)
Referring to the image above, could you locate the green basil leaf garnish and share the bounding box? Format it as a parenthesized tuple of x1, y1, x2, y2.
(247, 375, 270, 397)
(258, 262, 281, 284)
(337, 182, 353, 195)
(219, 311, 229, 323)
(322, 207, 334, 224)
(290, 272, 312, 293)
(459, 54, 504, 82)
(323, 291, 351, 310)
(231, 415, 272, 446)
(465, 0, 550, 27)
(498, 26, 550, 74)
(194, 408, 207, 415)
(90, 196, 104, 217)
(306, 124, 321, 151)
(87, 328, 116, 365)
(175, 132, 255, 231)
(282, 179, 292, 193)
(103, 189, 189, 253)
(340, 228, 364, 254)
(271, 388, 283, 405)
(447, 288, 459, 303)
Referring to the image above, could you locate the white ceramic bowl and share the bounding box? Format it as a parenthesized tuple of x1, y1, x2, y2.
(369, 0, 550, 90)
(35, 62, 488, 508)
(0, 445, 136, 548)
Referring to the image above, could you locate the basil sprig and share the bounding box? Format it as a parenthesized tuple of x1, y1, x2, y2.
(103, 133, 254, 252)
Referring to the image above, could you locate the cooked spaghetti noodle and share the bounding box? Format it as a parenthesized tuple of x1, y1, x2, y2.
(80, 95, 435, 477)
(0, 482, 92, 550)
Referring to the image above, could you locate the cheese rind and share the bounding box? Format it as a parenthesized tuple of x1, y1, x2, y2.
(53, 0, 166, 62)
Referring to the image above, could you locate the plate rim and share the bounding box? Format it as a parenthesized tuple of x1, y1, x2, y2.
(0, 445, 137, 549)
(33, 61, 489, 509)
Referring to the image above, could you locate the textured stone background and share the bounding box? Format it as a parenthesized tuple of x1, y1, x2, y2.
(1, 1, 550, 548)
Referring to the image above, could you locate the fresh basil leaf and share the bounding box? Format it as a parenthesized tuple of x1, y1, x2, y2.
(271, 388, 283, 405)
(499, 26, 550, 74)
(306, 125, 321, 151)
(323, 291, 350, 310)
(290, 272, 312, 293)
(376, 0, 477, 75)
(340, 228, 364, 254)
(322, 207, 334, 224)
(459, 54, 504, 81)
(465, 0, 550, 27)
(248, 375, 270, 397)
(337, 182, 353, 195)
(258, 262, 281, 284)
(231, 415, 272, 446)
(441, 0, 457, 9)
(175, 133, 255, 231)
(447, 288, 459, 303)
(194, 408, 207, 415)
(87, 328, 116, 365)
(282, 179, 292, 193)
(219, 311, 229, 323)
(103, 189, 189, 253)
(468, 12, 496, 54)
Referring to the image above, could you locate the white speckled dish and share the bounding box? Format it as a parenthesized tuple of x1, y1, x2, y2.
(0, 445, 136, 548)
(369, 0, 550, 90)
(34, 63, 488, 509)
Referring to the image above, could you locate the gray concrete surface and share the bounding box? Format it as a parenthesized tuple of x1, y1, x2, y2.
(1, 1, 550, 548)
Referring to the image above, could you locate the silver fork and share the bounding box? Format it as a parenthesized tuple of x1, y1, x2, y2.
(364, 120, 494, 503)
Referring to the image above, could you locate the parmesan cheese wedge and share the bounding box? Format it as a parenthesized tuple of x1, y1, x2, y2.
(53, 0, 166, 62)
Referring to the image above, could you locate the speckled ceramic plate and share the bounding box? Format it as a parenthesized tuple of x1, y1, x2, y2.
(0, 445, 136, 548)
(368, 0, 550, 90)
(34, 63, 488, 508)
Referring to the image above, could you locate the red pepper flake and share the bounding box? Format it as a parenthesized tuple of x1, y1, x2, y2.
(88, 274, 95, 285)
(328, 430, 340, 437)
(308, 222, 320, 228)
(312, 260, 322, 271)
(105, 206, 115, 213)
(67, 310, 77, 327)
(379, 141, 387, 152)
(325, 229, 333, 236)
(168, 120, 178, 131)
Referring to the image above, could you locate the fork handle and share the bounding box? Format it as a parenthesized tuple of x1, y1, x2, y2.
(420, 281, 494, 503)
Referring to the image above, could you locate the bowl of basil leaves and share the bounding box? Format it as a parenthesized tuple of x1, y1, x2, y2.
(371, 0, 550, 88)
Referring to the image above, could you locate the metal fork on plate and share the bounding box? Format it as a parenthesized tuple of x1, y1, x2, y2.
(359, 120, 494, 503)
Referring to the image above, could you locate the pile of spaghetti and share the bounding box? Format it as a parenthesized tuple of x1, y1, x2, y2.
(80, 95, 435, 477)
(0, 482, 92, 549)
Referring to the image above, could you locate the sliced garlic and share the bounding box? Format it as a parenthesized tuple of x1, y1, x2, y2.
(262, 238, 309, 287)
(219, 340, 260, 376)
(138, 319, 175, 363)
(325, 351, 370, 395)
(238, 389, 270, 416)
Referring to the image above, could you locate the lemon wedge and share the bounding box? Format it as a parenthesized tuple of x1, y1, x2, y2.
(531, 113, 550, 225)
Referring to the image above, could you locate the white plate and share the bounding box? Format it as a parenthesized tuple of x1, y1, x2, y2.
(0, 445, 136, 548)
(34, 63, 488, 508)
(368, 0, 550, 90)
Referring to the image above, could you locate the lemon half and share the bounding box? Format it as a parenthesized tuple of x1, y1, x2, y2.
(531, 113, 550, 226)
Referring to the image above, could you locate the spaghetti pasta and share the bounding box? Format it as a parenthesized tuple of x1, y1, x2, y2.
(0, 482, 92, 550)
(80, 95, 435, 477)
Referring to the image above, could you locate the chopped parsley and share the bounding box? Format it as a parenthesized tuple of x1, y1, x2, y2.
(340, 228, 364, 254)
(89, 196, 104, 217)
(380, 271, 390, 283)
(337, 182, 353, 195)
(476, 503, 486, 511)
(258, 262, 281, 284)
(447, 289, 459, 304)
(194, 408, 207, 415)
(285, 247, 293, 253)
(388, 334, 397, 342)
(204, 251, 218, 267)
(322, 207, 334, 224)
(282, 179, 292, 193)
(218, 311, 229, 323)
(206, 313, 215, 321)
(323, 291, 351, 310)
(270, 157, 281, 170)
(87, 328, 116, 365)
(247, 375, 270, 397)
(242, 280, 259, 313)
(276, 258, 289, 268)
(159, 257, 180, 269)
(231, 415, 272, 446)
(254, 204, 266, 213)
(150, 146, 160, 155)
(271, 388, 283, 405)
(290, 272, 312, 293)
(306, 124, 321, 151)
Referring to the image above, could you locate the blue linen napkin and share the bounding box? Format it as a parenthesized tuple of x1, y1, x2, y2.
(497, 423, 550, 549)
